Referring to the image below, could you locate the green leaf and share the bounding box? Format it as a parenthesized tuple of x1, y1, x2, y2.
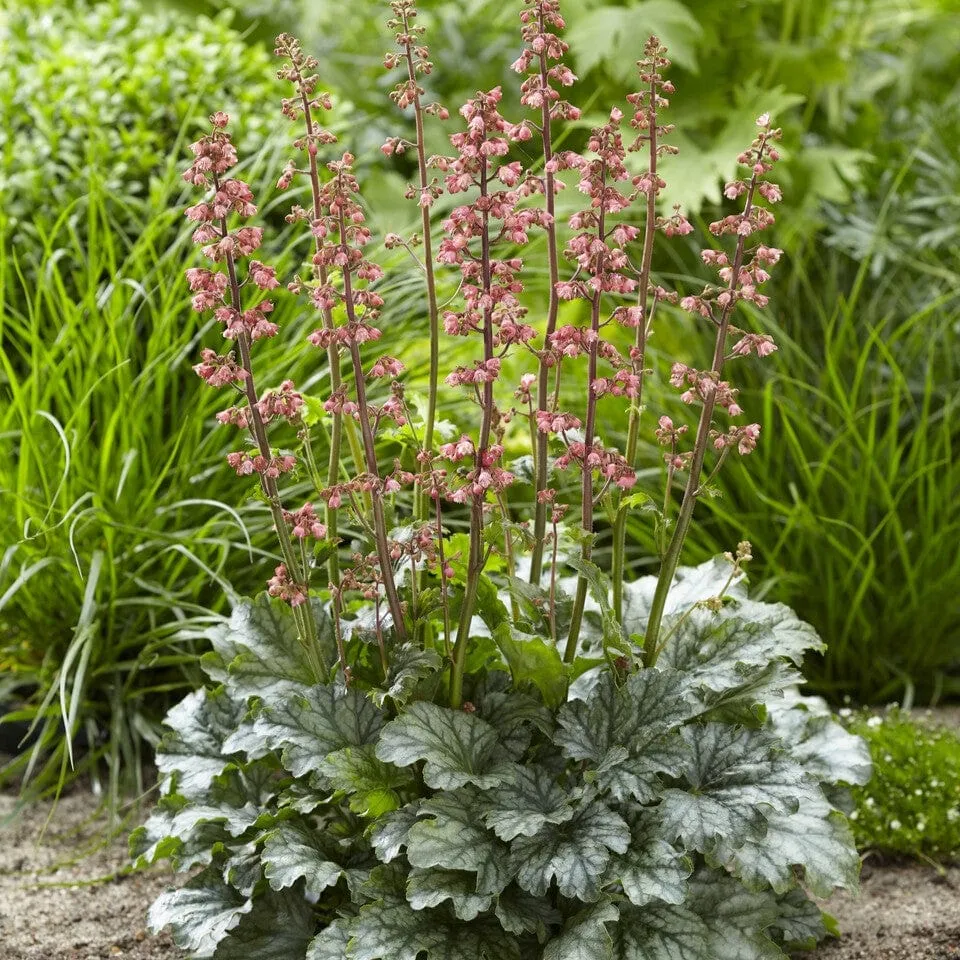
(319, 744, 416, 817)
(406, 868, 494, 920)
(255, 685, 384, 778)
(606, 808, 691, 907)
(203, 594, 334, 701)
(687, 870, 784, 960)
(570, 1, 702, 81)
(350, 897, 521, 960)
(542, 901, 619, 960)
(659, 606, 822, 699)
(613, 902, 710, 959)
(131, 798, 239, 873)
(212, 886, 317, 959)
(492, 623, 568, 708)
(376, 701, 514, 790)
(405, 790, 512, 896)
(307, 919, 354, 960)
(371, 643, 442, 708)
(494, 885, 561, 939)
(659, 725, 817, 854)
(156, 688, 246, 800)
(480, 764, 575, 841)
(714, 795, 861, 898)
(169, 801, 260, 840)
(477, 689, 552, 758)
(223, 843, 261, 897)
(370, 802, 421, 864)
(261, 820, 349, 899)
(148, 868, 251, 955)
(769, 888, 832, 949)
(555, 669, 692, 802)
(512, 800, 629, 901)
(769, 698, 871, 786)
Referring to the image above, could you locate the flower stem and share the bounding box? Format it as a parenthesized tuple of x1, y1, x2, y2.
(529, 28, 561, 586)
(450, 157, 493, 709)
(217, 208, 325, 680)
(400, 15, 441, 523)
(564, 288, 601, 663)
(337, 208, 408, 643)
(642, 171, 761, 666)
(612, 71, 659, 621)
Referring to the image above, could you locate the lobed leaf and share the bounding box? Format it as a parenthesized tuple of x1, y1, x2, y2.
(480, 764, 575, 841)
(376, 701, 514, 790)
(713, 796, 861, 898)
(542, 901, 618, 960)
(405, 790, 512, 896)
(606, 808, 691, 908)
(254, 685, 384, 779)
(319, 744, 416, 817)
(659, 724, 817, 854)
(202, 595, 333, 702)
(512, 800, 629, 901)
(555, 669, 691, 802)
(261, 819, 349, 900)
(155, 688, 246, 800)
(612, 901, 711, 960)
(405, 868, 494, 920)
(147, 868, 251, 955)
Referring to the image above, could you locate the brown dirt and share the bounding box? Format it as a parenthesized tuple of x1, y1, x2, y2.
(0, 791, 178, 960)
(807, 860, 960, 960)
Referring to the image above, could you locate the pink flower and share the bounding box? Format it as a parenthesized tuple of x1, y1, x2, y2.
(267, 564, 307, 607)
(283, 503, 327, 540)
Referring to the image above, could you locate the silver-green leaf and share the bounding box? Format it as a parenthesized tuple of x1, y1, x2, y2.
(261, 820, 348, 900)
(480, 764, 575, 841)
(512, 800, 629, 901)
(254, 685, 384, 779)
(148, 869, 251, 956)
(375, 701, 514, 790)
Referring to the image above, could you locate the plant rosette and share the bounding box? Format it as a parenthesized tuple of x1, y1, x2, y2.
(133, 556, 870, 959)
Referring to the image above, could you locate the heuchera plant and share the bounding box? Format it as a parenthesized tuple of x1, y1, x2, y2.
(134, 3, 871, 957)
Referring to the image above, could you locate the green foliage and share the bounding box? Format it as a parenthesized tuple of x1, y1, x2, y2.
(842, 709, 960, 861)
(0, 150, 328, 803)
(135, 563, 868, 958)
(1, 0, 283, 249)
(204, 0, 959, 230)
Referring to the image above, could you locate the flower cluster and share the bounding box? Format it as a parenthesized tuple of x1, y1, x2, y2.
(183, 113, 322, 666)
(180, 4, 786, 698)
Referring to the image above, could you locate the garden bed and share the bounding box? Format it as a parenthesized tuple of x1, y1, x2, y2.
(2, 788, 958, 960)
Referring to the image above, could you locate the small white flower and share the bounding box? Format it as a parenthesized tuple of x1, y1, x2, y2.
(850, 810, 859, 821)
(889, 819, 902, 831)
(865, 797, 875, 808)
(838, 707, 853, 718)
(947, 808, 959, 822)
(884, 754, 894, 763)
(917, 820, 926, 832)
(866, 716, 883, 728)
(915, 788, 924, 797)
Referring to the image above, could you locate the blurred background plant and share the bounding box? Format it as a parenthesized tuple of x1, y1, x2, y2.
(1, 0, 958, 801)
(841, 708, 960, 862)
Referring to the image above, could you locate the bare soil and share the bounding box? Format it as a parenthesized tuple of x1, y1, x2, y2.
(0, 792, 178, 960)
(809, 860, 960, 960)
